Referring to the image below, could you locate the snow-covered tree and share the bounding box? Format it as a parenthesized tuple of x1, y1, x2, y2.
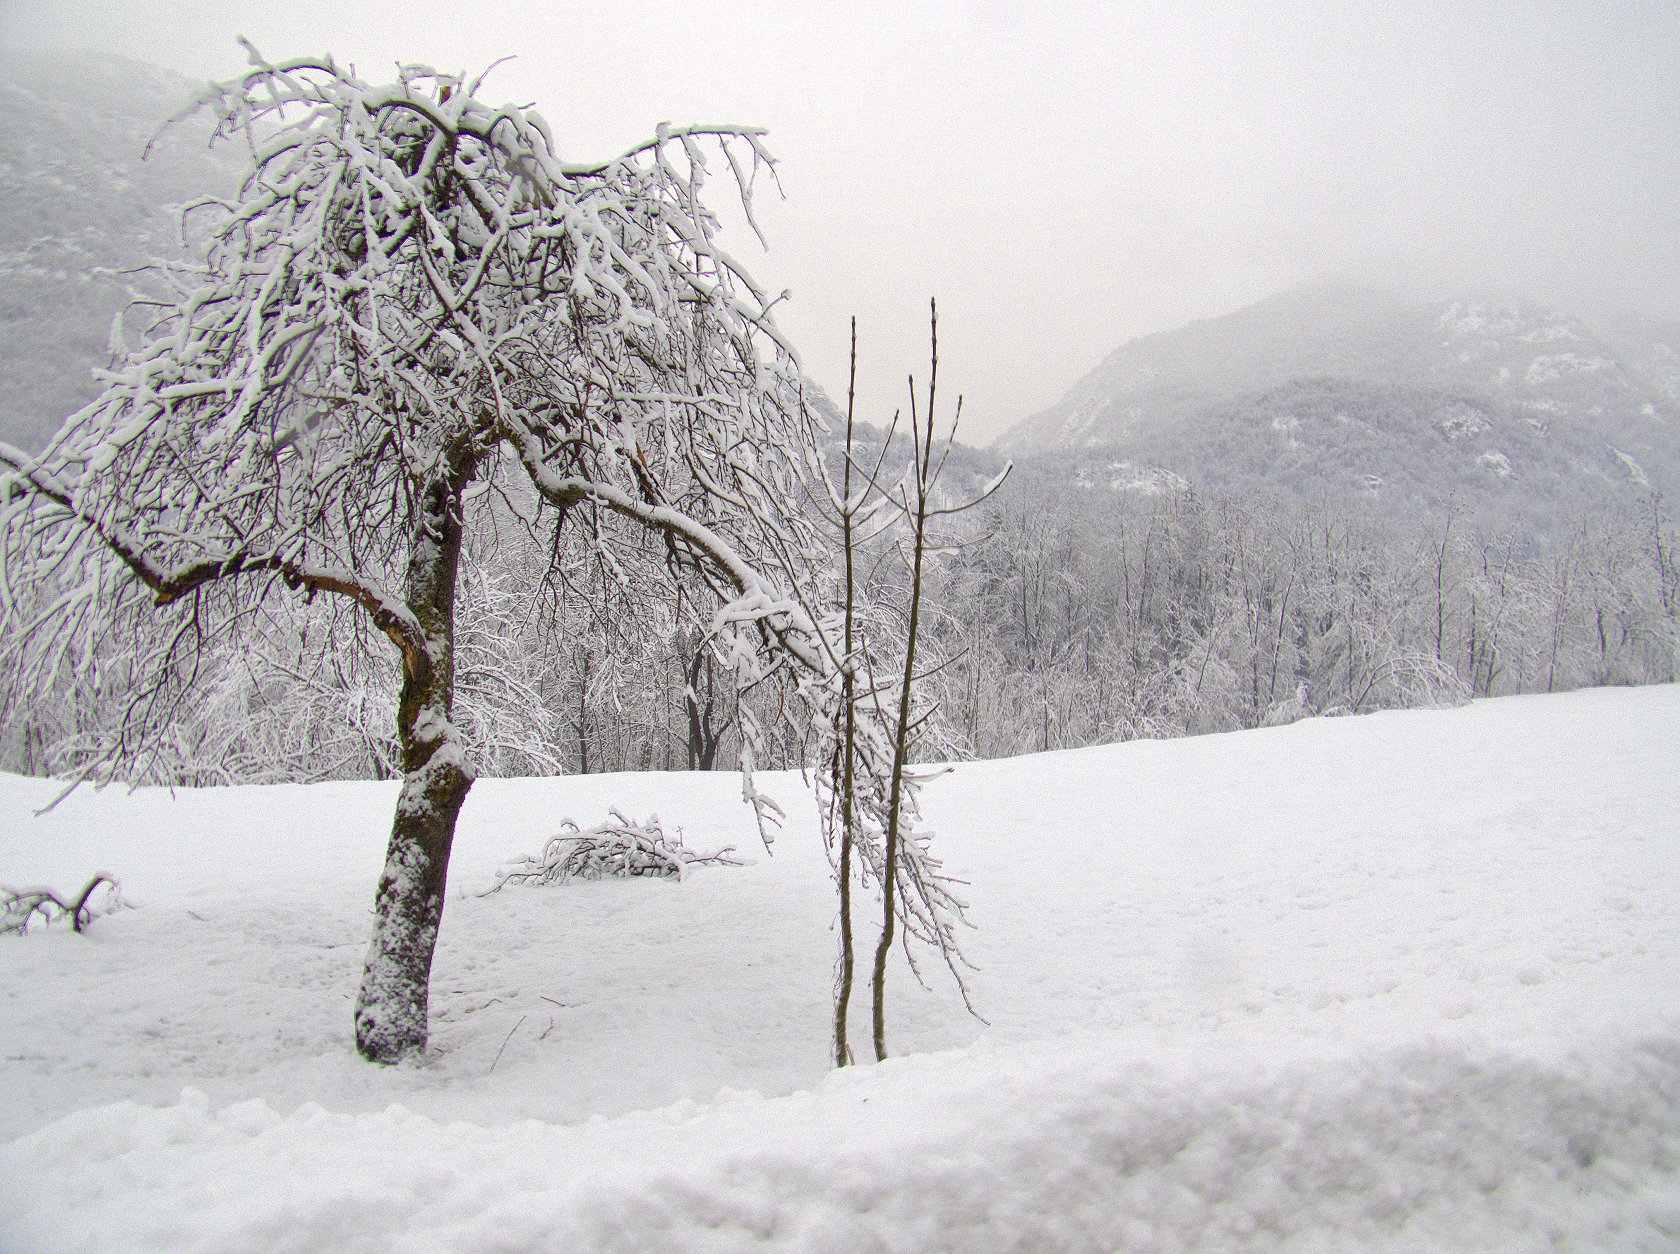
(0, 47, 937, 1063)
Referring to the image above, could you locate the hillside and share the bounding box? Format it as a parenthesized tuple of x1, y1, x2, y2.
(998, 285, 1678, 529)
(0, 50, 243, 452)
(3, 684, 1679, 1248)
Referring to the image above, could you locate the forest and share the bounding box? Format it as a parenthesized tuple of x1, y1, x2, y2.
(6, 464, 1674, 782)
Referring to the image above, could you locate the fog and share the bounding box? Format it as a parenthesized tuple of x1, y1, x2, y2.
(6, 0, 1675, 443)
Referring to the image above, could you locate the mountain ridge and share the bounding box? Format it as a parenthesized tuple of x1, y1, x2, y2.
(995, 283, 1676, 529)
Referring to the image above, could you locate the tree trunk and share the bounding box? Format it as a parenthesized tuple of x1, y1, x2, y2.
(575, 650, 591, 774)
(355, 454, 476, 1064)
(685, 643, 724, 771)
(834, 327, 860, 1068)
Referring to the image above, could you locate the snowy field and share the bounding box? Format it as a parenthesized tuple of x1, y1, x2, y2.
(3, 685, 1679, 1251)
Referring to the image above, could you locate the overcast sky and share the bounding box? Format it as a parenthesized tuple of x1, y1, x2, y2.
(5, 0, 1676, 443)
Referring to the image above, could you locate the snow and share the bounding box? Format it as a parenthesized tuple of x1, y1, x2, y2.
(1436, 402, 1488, 441)
(1612, 447, 1652, 487)
(1479, 449, 1514, 478)
(1525, 352, 1614, 385)
(4, 685, 1680, 1250)
(1075, 458, 1187, 496)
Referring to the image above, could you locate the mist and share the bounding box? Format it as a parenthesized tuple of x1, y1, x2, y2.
(4, 0, 1675, 443)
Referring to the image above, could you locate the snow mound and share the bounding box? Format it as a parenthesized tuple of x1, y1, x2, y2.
(6, 1033, 1678, 1253)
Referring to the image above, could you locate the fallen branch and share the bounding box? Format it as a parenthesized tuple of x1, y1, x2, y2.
(483, 811, 740, 891)
(1, 874, 123, 935)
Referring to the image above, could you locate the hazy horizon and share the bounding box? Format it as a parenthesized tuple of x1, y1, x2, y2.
(5, 1, 1677, 444)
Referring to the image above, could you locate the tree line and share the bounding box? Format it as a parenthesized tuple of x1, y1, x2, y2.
(8, 476, 1673, 783)
(919, 485, 1677, 757)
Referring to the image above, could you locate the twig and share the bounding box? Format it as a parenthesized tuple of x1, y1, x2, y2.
(489, 1014, 526, 1075)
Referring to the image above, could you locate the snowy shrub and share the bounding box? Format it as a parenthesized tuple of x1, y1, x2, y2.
(1, 874, 122, 935)
(487, 812, 740, 890)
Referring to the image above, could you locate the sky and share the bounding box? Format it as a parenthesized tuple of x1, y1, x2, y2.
(4, 0, 1677, 444)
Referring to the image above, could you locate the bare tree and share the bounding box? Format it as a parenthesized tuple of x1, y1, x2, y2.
(815, 305, 1007, 1065)
(827, 320, 869, 1066)
(0, 48, 905, 1063)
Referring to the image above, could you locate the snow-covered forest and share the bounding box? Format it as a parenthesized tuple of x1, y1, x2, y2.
(2, 19, 1678, 1253)
(6, 472, 1674, 782)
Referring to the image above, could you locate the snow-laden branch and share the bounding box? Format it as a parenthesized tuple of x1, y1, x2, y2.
(0, 441, 423, 662)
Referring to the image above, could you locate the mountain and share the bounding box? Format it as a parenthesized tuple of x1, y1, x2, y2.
(997, 284, 1678, 529)
(0, 49, 243, 452)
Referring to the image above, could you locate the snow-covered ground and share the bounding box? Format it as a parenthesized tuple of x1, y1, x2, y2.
(3, 685, 1678, 1251)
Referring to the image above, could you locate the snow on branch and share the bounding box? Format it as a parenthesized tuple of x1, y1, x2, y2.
(484, 811, 740, 888)
(0, 46, 813, 794)
(1, 875, 123, 936)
